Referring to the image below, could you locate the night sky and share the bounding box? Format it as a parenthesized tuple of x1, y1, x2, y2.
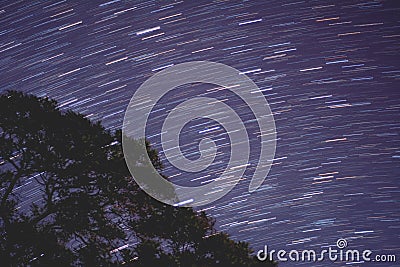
(1, 0, 399, 266)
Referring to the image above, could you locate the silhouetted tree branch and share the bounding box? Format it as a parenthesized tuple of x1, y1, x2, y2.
(0, 91, 277, 267)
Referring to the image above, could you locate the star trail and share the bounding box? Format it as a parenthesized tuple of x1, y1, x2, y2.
(1, 0, 399, 266)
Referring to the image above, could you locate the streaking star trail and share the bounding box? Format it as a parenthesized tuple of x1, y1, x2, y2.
(0, 0, 399, 266)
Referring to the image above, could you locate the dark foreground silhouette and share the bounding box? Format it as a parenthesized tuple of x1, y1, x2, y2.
(0, 91, 276, 267)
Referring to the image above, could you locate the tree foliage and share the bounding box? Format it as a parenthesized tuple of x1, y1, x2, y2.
(0, 91, 276, 267)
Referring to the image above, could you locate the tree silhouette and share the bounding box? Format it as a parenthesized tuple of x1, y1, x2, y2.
(0, 91, 276, 267)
